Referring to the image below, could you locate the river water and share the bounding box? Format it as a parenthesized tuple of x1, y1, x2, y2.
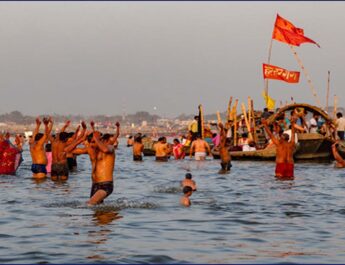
(1, 138, 345, 264)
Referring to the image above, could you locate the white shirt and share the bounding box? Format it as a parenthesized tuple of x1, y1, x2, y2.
(309, 118, 318, 133)
(336, 117, 345, 131)
(283, 129, 298, 144)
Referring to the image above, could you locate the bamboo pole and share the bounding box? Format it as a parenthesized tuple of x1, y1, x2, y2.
(198, 104, 204, 139)
(333, 95, 338, 119)
(264, 39, 274, 99)
(251, 99, 257, 143)
(289, 45, 322, 107)
(227, 96, 233, 121)
(234, 103, 238, 146)
(326, 71, 330, 112)
(247, 96, 252, 132)
(241, 103, 253, 140)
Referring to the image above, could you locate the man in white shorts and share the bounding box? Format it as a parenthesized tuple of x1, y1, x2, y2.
(190, 135, 211, 161)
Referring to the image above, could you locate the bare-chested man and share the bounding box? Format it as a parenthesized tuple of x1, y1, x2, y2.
(218, 123, 232, 173)
(68, 121, 120, 205)
(29, 117, 53, 179)
(189, 135, 211, 161)
(154, 137, 171, 162)
(50, 120, 86, 181)
(331, 141, 345, 168)
(133, 135, 144, 161)
(262, 118, 296, 180)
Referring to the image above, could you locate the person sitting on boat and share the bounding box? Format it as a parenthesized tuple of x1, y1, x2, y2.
(283, 125, 298, 144)
(331, 141, 345, 168)
(320, 120, 336, 138)
(262, 118, 296, 180)
(242, 140, 256, 152)
(172, 138, 185, 160)
(309, 112, 321, 133)
(289, 111, 307, 133)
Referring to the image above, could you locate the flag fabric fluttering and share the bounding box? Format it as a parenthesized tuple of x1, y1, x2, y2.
(262, 91, 276, 110)
(272, 14, 320, 48)
(263, 63, 300, 83)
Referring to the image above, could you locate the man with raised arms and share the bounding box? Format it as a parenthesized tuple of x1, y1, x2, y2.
(50, 120, 86, 181)
(262, 117, 296, 180)
(67, 121, 120, 205)
(29, 117, 53, 179)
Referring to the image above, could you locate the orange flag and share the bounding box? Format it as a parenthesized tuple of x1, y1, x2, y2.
(263, 63, 300, 83)
(272, 14, 320, 48)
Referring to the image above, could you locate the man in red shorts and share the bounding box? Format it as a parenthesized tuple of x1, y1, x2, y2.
(262, 117, 296, 180)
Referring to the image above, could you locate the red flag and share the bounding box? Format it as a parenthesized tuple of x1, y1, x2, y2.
(263, 63, 300, 83)
(272, 14, 320, 48)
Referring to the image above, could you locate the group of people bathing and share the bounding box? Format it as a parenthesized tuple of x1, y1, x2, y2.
(2, 107, 345, 206)
(28, 117, 120, 205)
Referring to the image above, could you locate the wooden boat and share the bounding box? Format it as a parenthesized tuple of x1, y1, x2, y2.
(213, 103, 336, 162)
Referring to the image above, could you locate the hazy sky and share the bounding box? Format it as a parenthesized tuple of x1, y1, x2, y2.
(0, 2, 344, 117)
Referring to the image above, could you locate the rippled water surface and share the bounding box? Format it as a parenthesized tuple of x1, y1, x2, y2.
(1, 139, 345, 263)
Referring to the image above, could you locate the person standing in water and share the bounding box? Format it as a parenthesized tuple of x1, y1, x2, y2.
(218, 122, 232, 173)
(132, 135, 144, 161)
(262, 118, 296, 180)
(29, 117, 53, 179)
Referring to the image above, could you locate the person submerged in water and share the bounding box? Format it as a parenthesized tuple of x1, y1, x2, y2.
(29, 117, 53, 179)
(331, 141, 345, 168)
(132, 135, 144, 161)
(262, 118, 296, 180)
(180, 186, 193, 207)
(181, 173, 197, 191)
(218, 122, 232, 173)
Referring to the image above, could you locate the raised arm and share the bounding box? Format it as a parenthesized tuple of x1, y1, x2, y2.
(60, 120, 71, 133)
(93, 131, 114, 153)
(30, 117, 41, 144)
(64, 131, 88, 153)
(262, 119, 279, 145)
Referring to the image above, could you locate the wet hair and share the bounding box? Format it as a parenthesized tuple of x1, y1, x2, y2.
(185, 173, 192, 179)
(135, 136, 142, 143)
(45, 143, 52, 152)
(87, 133, 94, 143)
(337, 112, 343, 118)
(59, 132, 69, 142)
(281, 133, 289, 141)
(183, 186, 193, 194)
(35, 133, 44, 141)
(101, 133, 112, 141)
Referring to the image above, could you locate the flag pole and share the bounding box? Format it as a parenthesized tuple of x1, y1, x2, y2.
(264, 39, 274, 105)
(326, 71, 330, 111)
(289, 45, 322, 107)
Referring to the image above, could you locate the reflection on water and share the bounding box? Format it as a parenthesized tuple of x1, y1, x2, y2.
(93, 210, 123, 226)
(1, 139, 345, 263)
